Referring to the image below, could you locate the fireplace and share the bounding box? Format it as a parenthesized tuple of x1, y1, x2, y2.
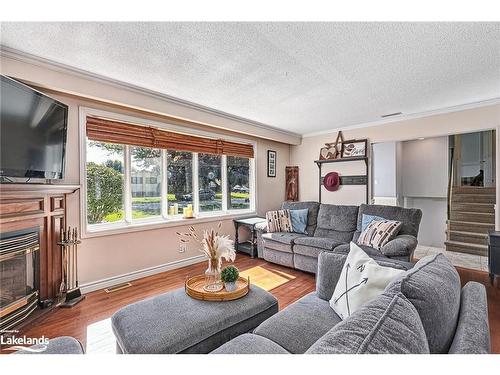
(0, 228, 40, 332)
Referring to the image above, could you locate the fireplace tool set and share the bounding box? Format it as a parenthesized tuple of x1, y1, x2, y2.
(58, 227, 85, 307)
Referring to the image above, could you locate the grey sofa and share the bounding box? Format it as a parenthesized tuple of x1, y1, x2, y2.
(212, 251, 490, 354)
(258, 202, 422, 273)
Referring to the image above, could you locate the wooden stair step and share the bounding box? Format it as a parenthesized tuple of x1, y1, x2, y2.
(451, 194, 496, 204)
(447, 230, 488, 245)
(450, 202, 495, 214)
(452, 186, 496, 194)
(450, 211, 495, 224)
(447, 220, 494, 234)
(444, 240, 488, 256)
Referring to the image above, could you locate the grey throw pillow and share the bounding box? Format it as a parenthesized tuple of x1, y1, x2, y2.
(307, 292, 429, 354)
(385, 253, 461, 353)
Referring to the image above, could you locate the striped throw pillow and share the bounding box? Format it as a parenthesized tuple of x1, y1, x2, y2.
(357, 219, 402, 250)
(266, 209, 293, 233)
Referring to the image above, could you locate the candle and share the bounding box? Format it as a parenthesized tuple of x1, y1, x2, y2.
(174, 203, 179, 215)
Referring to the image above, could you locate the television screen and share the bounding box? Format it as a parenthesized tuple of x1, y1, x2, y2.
(0, 75, 68, 179)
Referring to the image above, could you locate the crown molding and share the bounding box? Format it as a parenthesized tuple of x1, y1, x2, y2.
(303, 97, 500, 138)
(0, 46, 302, 144)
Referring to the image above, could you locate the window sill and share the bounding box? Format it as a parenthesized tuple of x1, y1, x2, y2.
(82, 210, 258, 239)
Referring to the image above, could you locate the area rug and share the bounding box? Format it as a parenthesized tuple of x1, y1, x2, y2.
(239, 266, 296, 291)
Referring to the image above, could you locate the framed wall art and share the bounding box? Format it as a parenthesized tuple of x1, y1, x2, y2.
(341, 139, 368, 158)
(267, 150, 276, 177)
(285, 166, 299, 201)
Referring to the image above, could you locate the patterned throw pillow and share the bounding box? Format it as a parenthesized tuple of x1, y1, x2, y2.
(265, 209, 292, 233)
(329, 242, 405, 320)
(357, 219, 402, 250)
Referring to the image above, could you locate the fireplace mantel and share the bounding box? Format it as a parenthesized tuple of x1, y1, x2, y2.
(0, 184, 79, 331)
(0, 183, 80, 195)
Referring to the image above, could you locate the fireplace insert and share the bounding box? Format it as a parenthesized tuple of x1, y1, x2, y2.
(0, 228, 40, 332)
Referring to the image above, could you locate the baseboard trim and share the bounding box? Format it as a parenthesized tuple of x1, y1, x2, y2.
(80, 255, 206, 294)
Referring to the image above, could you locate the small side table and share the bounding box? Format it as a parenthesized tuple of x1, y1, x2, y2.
(233, 217, 266, 258)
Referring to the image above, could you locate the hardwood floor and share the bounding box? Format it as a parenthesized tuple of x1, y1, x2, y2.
(5, 254, 500, 354)
(14, 254, 315, 353)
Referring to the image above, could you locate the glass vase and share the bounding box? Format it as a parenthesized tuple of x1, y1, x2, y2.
(204, 257, 222, 292)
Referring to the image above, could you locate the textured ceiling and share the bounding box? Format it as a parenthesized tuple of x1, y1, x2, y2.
(1, 22, 499, 135)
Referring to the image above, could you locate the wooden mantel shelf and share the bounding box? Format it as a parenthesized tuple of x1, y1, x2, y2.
(0, 183, 80, 195)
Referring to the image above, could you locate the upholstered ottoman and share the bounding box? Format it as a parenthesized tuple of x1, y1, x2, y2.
(111, 285, 278, 354)
(13, 336, 84, 354)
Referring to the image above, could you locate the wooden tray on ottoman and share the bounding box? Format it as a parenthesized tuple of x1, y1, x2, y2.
(185, 275, 250, 301)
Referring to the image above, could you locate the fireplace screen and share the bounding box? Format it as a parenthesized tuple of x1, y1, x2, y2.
(0, 228, 40, 331)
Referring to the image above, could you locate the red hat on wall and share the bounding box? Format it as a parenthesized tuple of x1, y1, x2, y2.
(323, 172, 340, 192)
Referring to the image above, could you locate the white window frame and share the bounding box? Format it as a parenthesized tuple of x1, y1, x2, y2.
(79, 106, 257, 238)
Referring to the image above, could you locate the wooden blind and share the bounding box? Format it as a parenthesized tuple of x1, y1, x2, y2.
(86, 116, 254, 158)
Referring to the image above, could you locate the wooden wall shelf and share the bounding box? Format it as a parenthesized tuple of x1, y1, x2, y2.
(315, 157, 369, 204)
(314, 156, 368, 165)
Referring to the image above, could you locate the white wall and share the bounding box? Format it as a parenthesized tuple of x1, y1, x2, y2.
(400, 137, 448, 247)
(372, 142, 397, 198)
(401, 137, 448, 198)
(405, 197, 448, 248)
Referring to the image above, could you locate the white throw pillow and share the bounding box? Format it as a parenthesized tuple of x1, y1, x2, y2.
(330, 242, 405, 320)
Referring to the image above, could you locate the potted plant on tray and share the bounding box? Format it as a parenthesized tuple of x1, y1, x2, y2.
(221, 265, 240, 292)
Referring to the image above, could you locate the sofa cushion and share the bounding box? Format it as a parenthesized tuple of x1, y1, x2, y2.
(293, 245, 324, 259)
(266, 209, 292, 233)
(330, 243, 405, 320)
(262, 232, 304, 245)
(306, 292, 429, 354)
(282, 201, 320, 235)
(355, 204, 422, 238)
(313, 204, 358, 242)
(357, 219, 402, 250)
(211, 333, 289, 354)
(386, 253, 461, 354)
(294, 236, 343, 250)
(254, 292, 342, 354)
(290, 208, 309, 234)
(361, 214, 385, 231)
(263, 248, 294, 268)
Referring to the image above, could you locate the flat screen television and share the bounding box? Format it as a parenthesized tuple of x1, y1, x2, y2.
(1, 75, 68, 180)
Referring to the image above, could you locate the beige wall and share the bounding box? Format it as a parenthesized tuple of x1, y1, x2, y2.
(1, 57, 291, 289)
(292, 104, 500, 204)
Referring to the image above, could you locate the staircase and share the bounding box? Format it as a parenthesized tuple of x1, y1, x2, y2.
(445, 186, 495, 256)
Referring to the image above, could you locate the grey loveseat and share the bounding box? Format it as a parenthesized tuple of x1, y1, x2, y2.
(212, 251, 490, 354)
(258, 202, 422, 273)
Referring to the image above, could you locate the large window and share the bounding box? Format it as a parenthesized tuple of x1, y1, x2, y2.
(86, 140, 125, 224)
(167, 151, 193, 215)
(85, 141, 254, 231)
(198, 153, 222, 212)
(227, 156, 250, 210)
(131, 146, 162, 219)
